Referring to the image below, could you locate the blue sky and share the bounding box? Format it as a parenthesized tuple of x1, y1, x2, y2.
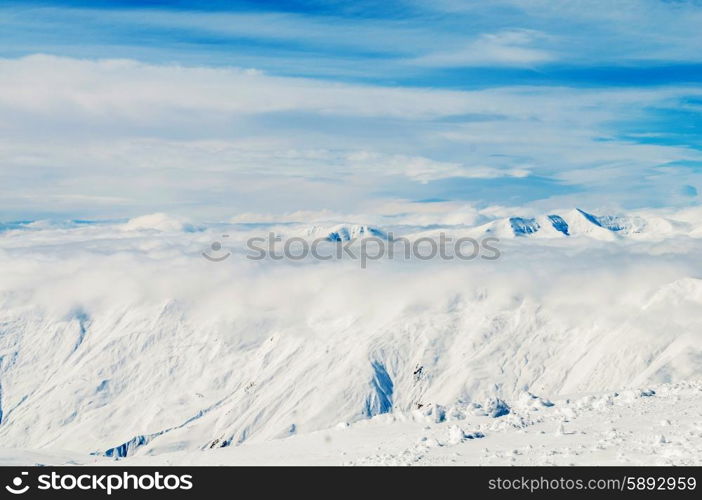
(1, 0, 702, 220)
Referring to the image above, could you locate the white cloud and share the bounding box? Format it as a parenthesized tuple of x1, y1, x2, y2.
(411, 0, 702, 64)
(344, 151, 531, 182)
(0, 54, 483, 120)
(227, 200, 492, 227)
(1, 55, 701, 218)
(412, 30, 554, 67)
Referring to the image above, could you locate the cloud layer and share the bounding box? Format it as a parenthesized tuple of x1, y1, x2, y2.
(0, 2, 702, 219)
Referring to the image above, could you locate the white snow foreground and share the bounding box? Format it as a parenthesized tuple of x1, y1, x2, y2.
(1, 210, 702, 465)
(1, 381, 701, 466)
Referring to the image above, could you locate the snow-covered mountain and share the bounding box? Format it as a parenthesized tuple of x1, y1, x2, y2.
(1, 210, 702, 464)
(274, 207, 702, 243)
(477, 208, 687, 240)
(301, 223, 388, 241)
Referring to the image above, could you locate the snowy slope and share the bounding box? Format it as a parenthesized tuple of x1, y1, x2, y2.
(1, 210, 702, 464)
(1, 380, 700, 466)
(301, 224, 388, 241)
(141, 380, 702, 466)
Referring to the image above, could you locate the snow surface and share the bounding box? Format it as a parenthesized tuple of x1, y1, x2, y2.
(1, 381, 700, 466)
(1, 208, 702, 465)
